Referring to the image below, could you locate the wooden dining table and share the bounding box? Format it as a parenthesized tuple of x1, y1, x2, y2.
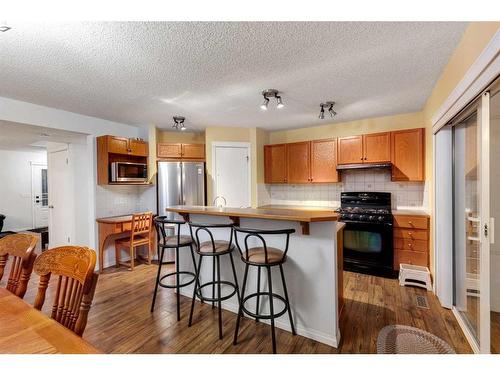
(0, 289, 101, 354)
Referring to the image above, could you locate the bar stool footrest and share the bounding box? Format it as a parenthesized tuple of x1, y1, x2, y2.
(195, 281, 237, 302)
(159, 271, 196, 289)
(241, 292, 288, 320)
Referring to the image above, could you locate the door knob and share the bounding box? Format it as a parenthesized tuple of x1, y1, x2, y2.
(49, 205, 54, 209)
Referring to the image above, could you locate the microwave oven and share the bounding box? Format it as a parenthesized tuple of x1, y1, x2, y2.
(110, 162, 148, 183)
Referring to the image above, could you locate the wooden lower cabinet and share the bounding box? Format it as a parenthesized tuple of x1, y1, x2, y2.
(393, 214, 430, 270)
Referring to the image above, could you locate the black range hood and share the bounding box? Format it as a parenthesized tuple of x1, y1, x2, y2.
(336, 162, 392, 171)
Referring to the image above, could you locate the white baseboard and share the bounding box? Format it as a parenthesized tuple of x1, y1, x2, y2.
(180, 288, 339, 348)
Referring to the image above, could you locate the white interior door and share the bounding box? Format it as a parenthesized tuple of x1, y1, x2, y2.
(31, 163, 48, 229)
(48, 148, 73, 247)
(213, 143, 251, 207)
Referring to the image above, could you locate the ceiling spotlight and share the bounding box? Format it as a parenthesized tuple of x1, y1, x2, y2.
(319, 101, 337, 120)
(318, 104, 325, 120)
(260, 89, 284, 110)
(172, 116, 186, 130)
(276, 95, 284, 109)
(326, 101, 337, 117)
(260, 97, 269, 110)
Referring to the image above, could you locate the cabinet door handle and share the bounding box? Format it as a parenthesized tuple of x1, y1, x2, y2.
(360, 157, 363, 160)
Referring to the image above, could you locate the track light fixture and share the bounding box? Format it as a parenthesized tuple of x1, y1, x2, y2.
(318, 104, 325, 119)
(260, 89, 284, 110)
(172, 116, 186, 131)
(319, 101, 337, 119)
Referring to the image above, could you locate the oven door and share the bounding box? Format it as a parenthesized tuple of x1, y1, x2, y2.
(342, 220, 394, 277)
(111, 162, 148, 182)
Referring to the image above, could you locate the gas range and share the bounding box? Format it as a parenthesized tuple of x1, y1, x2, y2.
(339, 192, 395, 278)
(338, 192, 393, 223)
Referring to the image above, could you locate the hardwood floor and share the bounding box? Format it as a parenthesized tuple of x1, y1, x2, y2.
(8, 263, 472, 354)
(491, 311, 500, 354)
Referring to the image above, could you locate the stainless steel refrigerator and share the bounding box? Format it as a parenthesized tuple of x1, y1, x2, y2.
(157, 161, 206, 220)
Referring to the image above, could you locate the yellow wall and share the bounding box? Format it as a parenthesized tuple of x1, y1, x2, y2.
(268, 111, 424, 144)
(157, 130, 205, 144)
(422, 22, 499, 275)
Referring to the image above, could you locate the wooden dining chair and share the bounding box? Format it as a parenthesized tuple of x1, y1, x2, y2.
(115, 212, 153, 271)
(0, 233, 38, 298)
(33, 246, 99, 336)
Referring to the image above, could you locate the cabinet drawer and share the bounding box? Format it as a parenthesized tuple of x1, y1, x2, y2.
(393, 215, 428, 229)
(394, 238, 428, 252)
(394, 250, 428, 269)
(394, 228, 428, 240)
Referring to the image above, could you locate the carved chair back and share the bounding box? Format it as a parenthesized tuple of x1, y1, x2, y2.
(0, 233, 38, 298)
(33, 246, 98, 336)
(131, 212, 152, 242)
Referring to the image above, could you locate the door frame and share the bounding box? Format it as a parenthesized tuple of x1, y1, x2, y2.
(211, 141, 252, 207)
(30, 161, 48, 229)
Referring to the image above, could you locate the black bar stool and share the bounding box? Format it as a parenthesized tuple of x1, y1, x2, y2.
(151, 216, 197, 321)
(188, 223, 240, 339)
(233, 227, 296, 354)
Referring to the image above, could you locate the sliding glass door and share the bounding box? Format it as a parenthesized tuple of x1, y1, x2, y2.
(452, 90, 492, 353)
(453, 109, 481, 342)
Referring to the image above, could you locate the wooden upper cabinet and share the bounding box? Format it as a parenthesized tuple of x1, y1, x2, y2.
(129, 139, 148, 156)
(391, 128, 425, 181)
(157, 143, 205, 159)
(311, 139, 338, 183)
(337, 136, 363, 164)
(107, 136, 130, 155)
(287, 141, 311, 183)
(264, 144, 287, 183)
(181, 143, 205, 159)
(157, 143, 182, 158)
(106, 136, 149, 157)
(363, 132, 390, 163)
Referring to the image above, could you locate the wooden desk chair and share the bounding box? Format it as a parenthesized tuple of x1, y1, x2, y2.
(0, 233, 38, 298)
(33, 246, 99, 336)
(115, 212, 153, 271)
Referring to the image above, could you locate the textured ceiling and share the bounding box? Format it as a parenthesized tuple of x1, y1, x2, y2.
(0, 22, 467, 131)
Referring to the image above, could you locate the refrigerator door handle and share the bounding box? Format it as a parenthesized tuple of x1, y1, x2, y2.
(181, 163, 186, 205)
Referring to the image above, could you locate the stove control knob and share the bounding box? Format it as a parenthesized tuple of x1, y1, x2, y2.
(368, 215, 375, 221)
(358, 214, 366, 220)
(349, 214, 355, 219)
(378, 216, 385, 222)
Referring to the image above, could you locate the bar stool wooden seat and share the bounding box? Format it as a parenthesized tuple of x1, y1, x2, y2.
(233, 227, 296, 354)
(0, 233, 38, 298)
(115, 212, 152, 270)
(188, 223, 240, 339)
(151, 216, 197, 321)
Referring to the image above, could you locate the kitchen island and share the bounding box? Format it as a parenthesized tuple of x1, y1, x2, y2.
(165, 205, 341, 347)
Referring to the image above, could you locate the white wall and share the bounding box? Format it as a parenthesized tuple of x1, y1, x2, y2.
(0, 148, 47, 231)
(0, 96, 155, 269)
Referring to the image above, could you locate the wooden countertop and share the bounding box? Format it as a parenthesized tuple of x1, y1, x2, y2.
(96, 214, 133, 224)
(392, 209, 430, 217)
(165, 205, 339, 222)
(0, 289, 101, 354)
(258, 204, 339, 211)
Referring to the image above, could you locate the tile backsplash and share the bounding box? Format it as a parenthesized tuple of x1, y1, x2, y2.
(261, 169, 428, 209)
(96, 184, 156, 218)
